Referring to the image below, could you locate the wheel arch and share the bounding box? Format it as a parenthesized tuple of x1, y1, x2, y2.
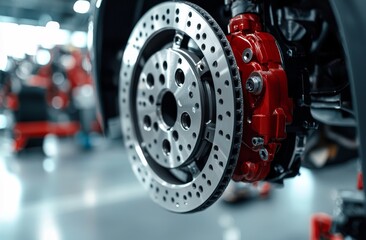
(329, 0, 366, 204)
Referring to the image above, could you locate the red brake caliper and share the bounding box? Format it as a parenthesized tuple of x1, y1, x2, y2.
(227, 13, 293, 182)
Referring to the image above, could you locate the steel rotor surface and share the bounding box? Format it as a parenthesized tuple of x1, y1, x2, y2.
(120, 1, 243, 213)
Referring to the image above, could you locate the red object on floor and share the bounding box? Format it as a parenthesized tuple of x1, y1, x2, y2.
(259, 182, 271, 197)
(357, 172, 363, 190)
(310, 213, 344, 240)
(91, 120, 102, 133)
(13, 121, 80, 151)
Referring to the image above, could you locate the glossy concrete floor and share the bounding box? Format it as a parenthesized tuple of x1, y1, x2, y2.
(0, 136, 359, 240)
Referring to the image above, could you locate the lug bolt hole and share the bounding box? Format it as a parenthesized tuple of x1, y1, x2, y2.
(175, 69, 185, 87)
(181, 112, 191, 130)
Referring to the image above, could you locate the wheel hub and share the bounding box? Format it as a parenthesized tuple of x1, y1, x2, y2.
(136, 48, 204, 168)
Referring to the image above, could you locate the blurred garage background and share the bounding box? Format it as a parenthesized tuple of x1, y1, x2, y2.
(0, 0, 361, 240)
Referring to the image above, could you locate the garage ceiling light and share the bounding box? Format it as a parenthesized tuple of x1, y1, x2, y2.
(73, 0, 90, 14)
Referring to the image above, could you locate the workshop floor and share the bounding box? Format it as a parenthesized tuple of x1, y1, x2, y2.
(0, 136, 358, 240)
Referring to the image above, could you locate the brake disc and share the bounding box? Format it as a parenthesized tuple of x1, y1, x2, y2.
(120, 1, 243, 213)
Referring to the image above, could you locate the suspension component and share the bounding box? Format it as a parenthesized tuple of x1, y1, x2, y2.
(227, 13, 293, 182)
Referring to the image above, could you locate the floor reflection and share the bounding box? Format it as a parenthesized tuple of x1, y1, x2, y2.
(38, 214, 61, 240)
(0, 159, 22, 222)
(0, 135, 358, 240)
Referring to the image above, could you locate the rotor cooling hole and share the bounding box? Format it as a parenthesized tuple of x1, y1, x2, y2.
(172, 130, 179, 141)
(147, 73, 154, 88)
(153, 122, 159, 131)
(149, 95, 154, 104)
(162, 139, 171, 156)
(143, 115, 152, 130)
(159, 74, 165, 85)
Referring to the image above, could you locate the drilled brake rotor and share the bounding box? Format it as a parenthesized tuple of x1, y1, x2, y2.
(120, 1, 243, 213)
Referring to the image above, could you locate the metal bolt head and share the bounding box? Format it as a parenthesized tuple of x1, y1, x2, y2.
(259, 148, 269, 161)
(287, 49, 293, 57)
(246, 75, 263, 95)
(175, 37, 182, 46)
(303, 120, 318, 130)
(274, 164, 284, 174)
(252, 137, 264, 146)
(173, 33, 184, 48)
(197, 63, 205, 71)
(242, 48, 253, 63)
(246, 79, 255, 91)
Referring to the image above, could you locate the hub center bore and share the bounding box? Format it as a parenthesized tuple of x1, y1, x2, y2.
(160, 91, 178, 128)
